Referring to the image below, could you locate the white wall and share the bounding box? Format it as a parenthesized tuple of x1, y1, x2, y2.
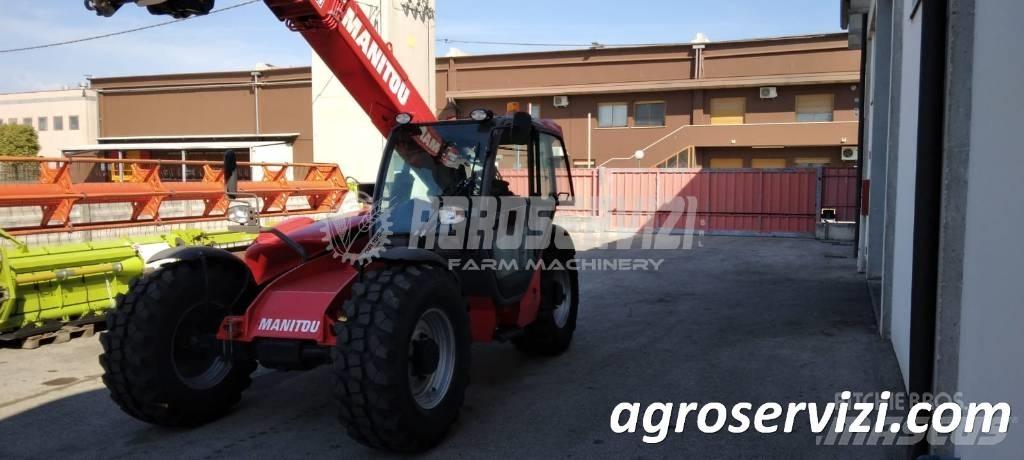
(312, 0, 436, 184)
(886, 0, 922, 388)
(0, 89, 98, 157)
(954, 1, 1024, 457)
(250, 143, 295, 180)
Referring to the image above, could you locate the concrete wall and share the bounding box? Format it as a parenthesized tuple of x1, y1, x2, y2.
(864, 0, 894, 280)
(0, 89, 99, 158)
(313, 0, 436, 183)
(953, 0, 1024, 457)
(887, 0, 923, 388)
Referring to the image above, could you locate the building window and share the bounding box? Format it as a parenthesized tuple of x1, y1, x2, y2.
(751, 158, 787, 169)
(710, 97, 746, 125)
(529, 103, 541, 120)
(37, 117, 48, 131)
(794, 157, 832, 167)
(69, 115, 80, 131)
(598, 103, 628, 128)
(634, 102, 666, 127)
(6, 118, 15, 125)
(53, 116, 64, 131)
(709, 157, 744, 169)
(795, 94, 834, 122)
(22, 118, 32, 127)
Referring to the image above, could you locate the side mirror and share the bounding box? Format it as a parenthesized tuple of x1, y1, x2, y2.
(509, 112, 533, 145)
(224, 149, 238, 199)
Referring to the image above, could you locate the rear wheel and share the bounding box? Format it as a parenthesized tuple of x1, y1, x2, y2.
(514, 247, 579, 356)
(99, 260, 256, 427)
(332, 264, 470, 452)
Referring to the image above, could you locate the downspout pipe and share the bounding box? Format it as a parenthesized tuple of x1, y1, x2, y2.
(909, 0, 948, 456)
(251, 71, 262, 135)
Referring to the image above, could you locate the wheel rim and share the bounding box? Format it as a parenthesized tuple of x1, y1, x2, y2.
(552, 270, 572, 328)
(408, 308, 456, 410)
(171, 302, 232, 390)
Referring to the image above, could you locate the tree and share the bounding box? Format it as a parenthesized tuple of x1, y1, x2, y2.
(0, 124, 41, 157)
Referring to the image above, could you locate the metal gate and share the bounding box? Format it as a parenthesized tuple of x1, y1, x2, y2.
(501, 167, 857, 236)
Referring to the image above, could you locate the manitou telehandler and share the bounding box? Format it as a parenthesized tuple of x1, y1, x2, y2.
(85, 0, 580, 452)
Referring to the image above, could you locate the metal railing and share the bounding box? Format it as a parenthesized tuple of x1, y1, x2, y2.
(0, 156, 349, 235)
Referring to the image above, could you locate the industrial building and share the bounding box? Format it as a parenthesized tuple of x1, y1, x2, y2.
(844, 0, 1022, 457)
(80, 32, 859, 178)
(437, 32, 861, 169)
(0, 88, 99, 157)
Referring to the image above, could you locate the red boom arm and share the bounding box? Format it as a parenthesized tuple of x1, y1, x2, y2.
(263, 0, 437, 136)
(87, 0, 437, 136)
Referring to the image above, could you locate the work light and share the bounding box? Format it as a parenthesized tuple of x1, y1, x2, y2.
(469, 109, 492, 121)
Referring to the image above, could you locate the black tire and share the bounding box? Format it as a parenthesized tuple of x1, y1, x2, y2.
(332, 264, 471, 452)
(99, 260, 257, 427)
(514, 246, 579, 356)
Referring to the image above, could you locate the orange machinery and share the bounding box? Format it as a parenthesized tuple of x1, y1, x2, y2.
(0, 156, 349, 235)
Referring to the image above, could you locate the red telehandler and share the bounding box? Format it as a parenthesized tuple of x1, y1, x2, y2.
(84, 0, 580, 452)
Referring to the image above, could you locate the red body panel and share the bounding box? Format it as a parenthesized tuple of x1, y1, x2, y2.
(244, 213, 368, 284)
(467, 269, 543, 342)
(220, 253, 359, 345)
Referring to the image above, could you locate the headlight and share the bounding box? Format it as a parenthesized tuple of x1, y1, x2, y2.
(469, 109, 492, 121)
(395, 112, 413, 125)
(227, 203, 255, 225)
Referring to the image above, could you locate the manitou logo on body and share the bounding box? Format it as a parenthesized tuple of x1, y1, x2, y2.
(257, 318, 322, 334)
(339, 6, 412, 105)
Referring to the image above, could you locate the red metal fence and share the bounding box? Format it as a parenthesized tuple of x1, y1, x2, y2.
(500, 168, 599, 216)
(501, 167, 858, 236)
(821, 167, 859, 221)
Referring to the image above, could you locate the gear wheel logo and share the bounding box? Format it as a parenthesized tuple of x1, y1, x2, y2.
(321, 191, 393, 264)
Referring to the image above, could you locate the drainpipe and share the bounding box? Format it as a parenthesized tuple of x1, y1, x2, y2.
(587, 112, 592, 167)
(251, 71, 262, 135)
(908, 0, 948, 456)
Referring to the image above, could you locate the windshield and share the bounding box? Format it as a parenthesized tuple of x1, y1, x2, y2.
(377, 123, 492, 234)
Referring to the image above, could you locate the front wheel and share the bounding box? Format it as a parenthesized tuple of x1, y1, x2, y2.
(332, 264, 470, 452)
(514, 247, 579, 355)
(99, 260, 257, 427)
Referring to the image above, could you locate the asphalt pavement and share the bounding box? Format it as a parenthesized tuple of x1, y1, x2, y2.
(0, 235, 906, 459)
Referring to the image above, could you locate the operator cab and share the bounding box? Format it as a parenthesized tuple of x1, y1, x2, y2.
(374, 109, 575, 303)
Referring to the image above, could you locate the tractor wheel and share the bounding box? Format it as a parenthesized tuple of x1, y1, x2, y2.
(332, 264, 471, 452)
(99, 260, 257, 427)
(514, 247, 579, 356)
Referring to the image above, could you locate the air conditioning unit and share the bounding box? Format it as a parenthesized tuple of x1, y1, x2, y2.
(759, 86, 778, 99)
(553, 95, 570, 108)
(841, 146, 859, 161)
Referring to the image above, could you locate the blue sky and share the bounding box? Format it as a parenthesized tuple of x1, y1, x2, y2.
(0, 0, 842, 93)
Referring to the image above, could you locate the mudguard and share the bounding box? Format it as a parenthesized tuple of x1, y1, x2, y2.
(377, 247, 449, 268)
(147, 245, 249, 274)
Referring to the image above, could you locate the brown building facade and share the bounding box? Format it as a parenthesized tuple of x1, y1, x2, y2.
(437, 33, 861, 168)
(86, 33, 859, 172)
(90, 66, 314, 162)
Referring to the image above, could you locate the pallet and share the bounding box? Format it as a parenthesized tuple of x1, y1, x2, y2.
(21, 323, 96, 350)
